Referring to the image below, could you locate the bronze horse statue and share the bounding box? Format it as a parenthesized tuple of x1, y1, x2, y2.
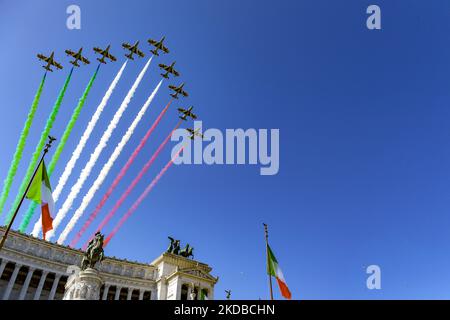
(81, 232, 105, 270)
(179, 243, 194, 259)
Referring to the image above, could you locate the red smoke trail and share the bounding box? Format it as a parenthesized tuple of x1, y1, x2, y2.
(70, 100, 173, 248)
(103, 145, 185, 247)
(81, 121, 183, 249)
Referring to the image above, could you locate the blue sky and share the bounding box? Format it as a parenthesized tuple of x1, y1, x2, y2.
(1, 0, 450, 299)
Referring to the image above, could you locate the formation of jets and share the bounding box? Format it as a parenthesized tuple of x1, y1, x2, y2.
(36, 36, 201, 139)
(65, 48, 90, 67)
(36, 44, 116, 72)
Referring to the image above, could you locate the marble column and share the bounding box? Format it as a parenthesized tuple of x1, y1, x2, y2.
(48, 274, 62, 300)
(18, 267, 35, 300)
(127, 288, 133, 300)
(139, 289, 144, 300)
(114, 286, 122, 300)
(175, 281, 183, 300)
(0, 260, 8, 278)
(3, 263, 22, 300)
(33, 270, 49, 300)
(102, 284, 111, 300)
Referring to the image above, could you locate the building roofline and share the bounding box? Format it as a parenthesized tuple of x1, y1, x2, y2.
(151, 252, 212, 272)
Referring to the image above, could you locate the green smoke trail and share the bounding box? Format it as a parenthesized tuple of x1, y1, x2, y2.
(19, 66, 99, 232)
(4, 68, 73, 226)
(0, 73, 47, 216)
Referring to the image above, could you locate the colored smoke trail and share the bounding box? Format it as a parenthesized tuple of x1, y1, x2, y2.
(31, 61, 127, 238)
(57, 79, 162, 244)
(20, 66, 100, 232)
(80, 120, 182, 249)
(47, 57, 153, 241)
(5, 68, 73, 225)
(71, 100, 173, 247)
(81, 120, 182, 248)
(0, 73, 47, 216)
(104, 146, 185, 247)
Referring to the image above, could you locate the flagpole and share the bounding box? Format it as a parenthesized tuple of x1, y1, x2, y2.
(263, 223, 274, 300)
(0, 136, 55, 251)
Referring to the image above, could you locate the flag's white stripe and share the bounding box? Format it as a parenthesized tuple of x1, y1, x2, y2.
(41, 181, 54, 216)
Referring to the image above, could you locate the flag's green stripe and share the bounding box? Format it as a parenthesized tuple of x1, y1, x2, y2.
(19, 66, 99, 232)
(0, 73, 47, 216)
(4, 68, 73, 225)
(267, 244, 278, 277)
(25, 162, 44, 203)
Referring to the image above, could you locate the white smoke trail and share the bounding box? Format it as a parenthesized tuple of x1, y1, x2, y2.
(31, 61, 128, 237)
(57, 80, 162, 244)
(46, 57, 153, 240)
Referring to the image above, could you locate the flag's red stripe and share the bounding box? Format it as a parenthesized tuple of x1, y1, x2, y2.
(41, 203, 53, 240)
(275, 277, 292, 300)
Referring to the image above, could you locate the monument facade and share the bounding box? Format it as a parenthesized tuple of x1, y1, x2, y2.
(0, 227, 218, 300)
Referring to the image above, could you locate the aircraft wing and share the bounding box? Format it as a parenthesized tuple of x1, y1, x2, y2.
(181, 90, 189, 97)
(172, 69, 180, 77)
(109, 54, 117, 61)
(162, 45, 169, 53)
(65, 49, 76, 57)
(177, 108, 186, 113)
(81, 57, 90, 64)
(37, 54, 49, 62)
(93, 47, 103, 54)
(159, 63, 169, 71)
(169, 85, 177, 90)
(190, 113, 197, 119)
(148, 39, 157, 45)
(137, 49, 145, 57)
(122, 43, 132, 49)
(53, 61, 63, 69)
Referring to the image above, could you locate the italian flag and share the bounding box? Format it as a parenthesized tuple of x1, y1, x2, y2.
(267, 245, 292, 299)
(26, 161, 54, 240)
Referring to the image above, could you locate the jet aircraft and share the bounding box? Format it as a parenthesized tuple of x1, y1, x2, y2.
(36, 52, 63, 72)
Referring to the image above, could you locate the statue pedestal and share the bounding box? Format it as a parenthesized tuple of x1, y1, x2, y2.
(63, 266, 104, 300)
